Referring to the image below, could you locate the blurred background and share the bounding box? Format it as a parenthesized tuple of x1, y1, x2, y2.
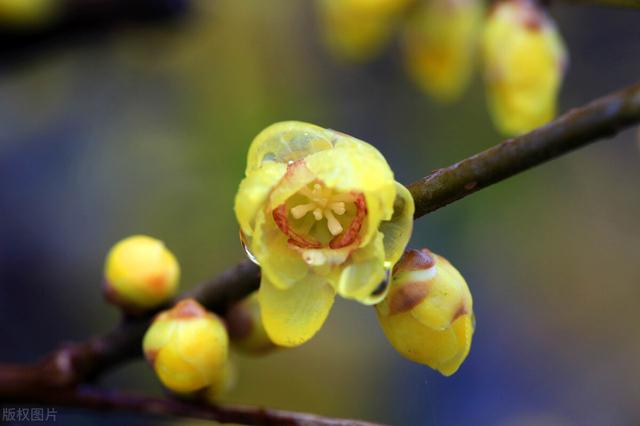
(1, 1, 639, 425)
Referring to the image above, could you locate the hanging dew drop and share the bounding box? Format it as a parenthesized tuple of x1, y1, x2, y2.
(239, 230, 260, 266)
(366, 266, 392, 304)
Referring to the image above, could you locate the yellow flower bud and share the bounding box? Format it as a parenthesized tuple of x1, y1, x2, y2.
(482, 0, 568, 135)
(143, 299, 229, 394)
(104, 235, 180, 312)
(316, 0, 414, 63)
(376, 248, 474, 376)
(403, 0, 483, 102)
(226, 292, 277, 354)
(0, 0, 56, 27)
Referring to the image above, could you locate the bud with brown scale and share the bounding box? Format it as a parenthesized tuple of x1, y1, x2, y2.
(376, 248, 474, 376)
(143, 299, 230, 396)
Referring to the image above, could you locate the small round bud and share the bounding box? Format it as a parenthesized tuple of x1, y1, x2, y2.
(226, 292, 277, 355)
(376, 248, 474, 376)
(104, 235, 179, 312)
(143, 299, 229, 394)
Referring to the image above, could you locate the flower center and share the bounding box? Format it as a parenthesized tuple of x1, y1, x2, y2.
(272, 182, 367, 250)
(290, 183, 351, 236)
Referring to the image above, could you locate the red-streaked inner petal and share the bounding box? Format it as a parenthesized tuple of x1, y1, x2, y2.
(329, 192, 366, 249)
(273, 204, 322, 249)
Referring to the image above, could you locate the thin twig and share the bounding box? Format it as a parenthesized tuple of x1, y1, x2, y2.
(0, 380, 383, 426)
(2, 81, 640, 424)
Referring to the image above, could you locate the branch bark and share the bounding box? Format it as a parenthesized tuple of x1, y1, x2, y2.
(2, 81, 640, 424)
(0, 380, 383, 426)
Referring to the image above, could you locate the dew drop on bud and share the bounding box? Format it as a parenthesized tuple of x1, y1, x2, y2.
(239, 230, 260, 266)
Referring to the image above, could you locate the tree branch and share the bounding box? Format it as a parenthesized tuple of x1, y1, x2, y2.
(408, 81, 640, 218)
(2, 81, 640, 424)
(0, 379, 382, 426)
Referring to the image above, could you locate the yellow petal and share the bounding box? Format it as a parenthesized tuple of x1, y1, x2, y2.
(336, 232, 386, 303)
(259, 273, 335, 347)
(234, 161, 287, 237)
(251, 210, 310, 290)
(410, 255, 472, 330)
(437, 314, 474, 376)
(246, 121, 334, 174)
(377, 310, 462, 372)
(304, 135, 396, 247)
(379, 182, 415, 265)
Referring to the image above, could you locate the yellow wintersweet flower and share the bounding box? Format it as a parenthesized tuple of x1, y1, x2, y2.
(482, 0, 568, 135)
(143, 299, 229, 394)
(316, 0, 414, 63)
(403, 0, 483, 102)
(376, 248, 474, 376)
(104, 235, 180, 313)
(235, 121, 414, 347)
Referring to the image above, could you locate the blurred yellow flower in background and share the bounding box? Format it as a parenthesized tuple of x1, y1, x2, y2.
(104, 235, 180, 312)
(0, 0, 56, 27)
(143, 299, 230, 395)
(377, 248, 474, 376)
(482, 0, 568, 135)
(403, 0, 484, 102)
(316, 0, 414, 62)
(235, 121, 414, 347)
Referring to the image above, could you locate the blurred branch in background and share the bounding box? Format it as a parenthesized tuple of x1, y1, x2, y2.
(0, 0, 189, 69)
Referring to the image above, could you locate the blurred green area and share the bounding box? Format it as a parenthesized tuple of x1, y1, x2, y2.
(1, 1, 639, 425)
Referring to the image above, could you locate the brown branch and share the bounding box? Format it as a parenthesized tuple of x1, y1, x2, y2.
(0, 380, 383, 426)
(408, 81, 640, 218)
(2, 82, 640, 424)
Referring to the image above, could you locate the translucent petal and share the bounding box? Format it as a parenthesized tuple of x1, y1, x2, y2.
(379, 182, 415, 265)
(234, 161, 287, 236)
(336, 232, 386, 303)
(252, 210, 309, 290)
(246, 121, 334, 174)
(259, 273, 335, 347)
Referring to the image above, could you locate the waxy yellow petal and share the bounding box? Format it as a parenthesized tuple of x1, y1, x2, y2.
(235, 161, 287, 237)
(259, 274, 335, 347)
(336, 232, 387, 303)
(379, 182, 415, 265)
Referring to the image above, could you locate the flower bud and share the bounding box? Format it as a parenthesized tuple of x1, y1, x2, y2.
(402, 0, 483, 102)
(316, 0, 414, 63)
(376, 248, 474, 376)
(482, 0, 567, 135)
(143, 299, 229, 394)
(104, 235, 179, 313)
(225, 292, 277, 355)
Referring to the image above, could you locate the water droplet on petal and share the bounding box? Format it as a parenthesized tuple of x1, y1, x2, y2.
(239, 230, 260, 266)
(365, 267, 392, 304)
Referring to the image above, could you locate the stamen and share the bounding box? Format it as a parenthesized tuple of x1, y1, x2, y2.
(313, 208, 323, 220)
(330, 202, 346, 215)
(325, 210, 343, 236)
(291, 203, 316, 219)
